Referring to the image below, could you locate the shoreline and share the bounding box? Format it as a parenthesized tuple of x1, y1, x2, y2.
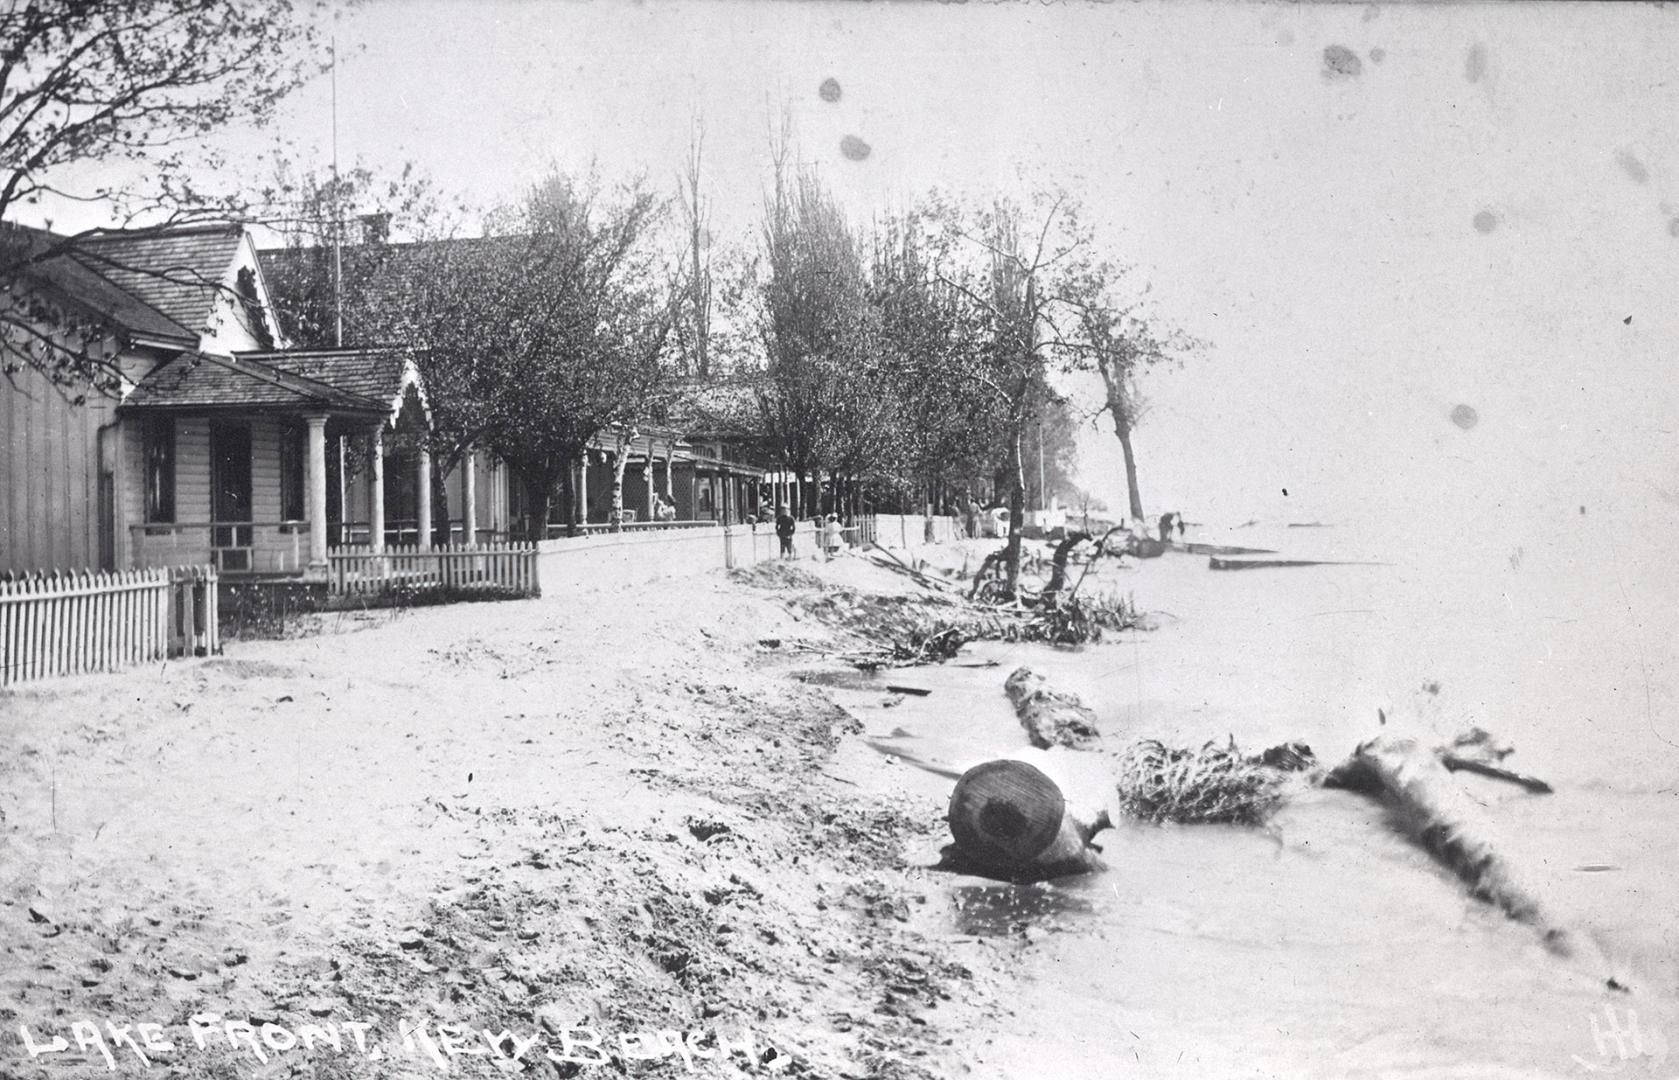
(0, 551, 1021, 1079)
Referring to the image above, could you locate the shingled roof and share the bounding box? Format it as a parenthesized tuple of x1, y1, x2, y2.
(123, 350, 394, 416)
(242, 348, 420, 414)
(74, 224, 243, 335)
(2, 223, 197, 344)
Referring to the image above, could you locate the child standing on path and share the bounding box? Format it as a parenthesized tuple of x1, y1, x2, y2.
(775, 504, 797, 559)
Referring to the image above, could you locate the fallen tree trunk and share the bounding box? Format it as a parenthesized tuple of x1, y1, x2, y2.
(945, 758, 1110, 881)
(1038, 531, 1092, 608)
(1004, 666, 1101, 749)
(1328, 735, 1580, 958)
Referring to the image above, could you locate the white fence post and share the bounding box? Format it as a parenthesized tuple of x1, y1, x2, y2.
(0, 566, 204, 686)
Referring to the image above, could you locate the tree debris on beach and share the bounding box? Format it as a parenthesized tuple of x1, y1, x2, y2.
(1324, 731, 1589, 961)
(1115, 739, 1304, 826)
(997, 667, 1309, 826)
(1004, 666, 1101, 750)
(738, 543, 1145, 670)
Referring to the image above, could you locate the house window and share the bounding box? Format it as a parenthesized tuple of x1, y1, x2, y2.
(141, 416, 175, 523)
(279, 422, 306, 521)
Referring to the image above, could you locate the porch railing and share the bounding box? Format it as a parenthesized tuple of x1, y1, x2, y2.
(131, 521, 308, 574)
(0, 565, 218, 686)
(327, 542, 539, 597)
(542, 519, 719, 540)
(338, 520, 513, 548)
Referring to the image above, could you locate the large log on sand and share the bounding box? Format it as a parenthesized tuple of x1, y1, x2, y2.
(946, 759, 1110, 881)
(1005, 667, 1101, 749)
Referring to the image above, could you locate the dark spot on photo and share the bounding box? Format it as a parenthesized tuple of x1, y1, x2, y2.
(1465, 42, 1487, 83)
(1322, 44, 1362, 80)
(819, 77, 842, 103)
(1369, 47, 1386, 64)
(1450, 403, 1479, 430)
(1616, 149, 1649, 184)
(840, 134, 871, 161)
(1624, 315, 1633, 325)
(1473, 209, 1498, 234)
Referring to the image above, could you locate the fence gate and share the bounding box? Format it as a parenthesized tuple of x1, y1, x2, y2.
(0, 565, 219, 687)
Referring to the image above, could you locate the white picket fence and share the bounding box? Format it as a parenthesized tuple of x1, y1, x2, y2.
(0, 565, 219, 687)
(327, 542, 540, 597)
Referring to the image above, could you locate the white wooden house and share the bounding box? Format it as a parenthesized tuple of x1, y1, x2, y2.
(1, 222, 505, 578)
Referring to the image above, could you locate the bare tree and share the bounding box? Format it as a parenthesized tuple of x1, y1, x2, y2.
(1071, 280, 1199, 524)
(675, 119, 713, 379)
(0, 0, 328, 392)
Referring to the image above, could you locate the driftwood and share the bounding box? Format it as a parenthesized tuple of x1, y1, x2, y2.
(863, 544, 959, 595)
(1004, 666, 1101, 749)
(945, 759, 1110, 881)
(1328, 735, 1585, 960)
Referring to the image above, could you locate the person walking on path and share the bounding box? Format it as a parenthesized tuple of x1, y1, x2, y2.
(775, 504, 797, 559)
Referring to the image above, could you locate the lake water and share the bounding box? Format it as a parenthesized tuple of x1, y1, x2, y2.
(839, 517, 1679, 1077)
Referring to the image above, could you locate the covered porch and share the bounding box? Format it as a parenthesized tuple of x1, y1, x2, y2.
(119, 349, 505, 581)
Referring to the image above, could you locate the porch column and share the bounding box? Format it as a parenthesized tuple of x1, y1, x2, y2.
(579, 451, 590, 525)
(337, 436, 349, 543)
(462, 447, 477, 547)
(417, 446, 433, 551)
(305, 414, 329, 571)
(689, 470, 699, 520)
(643, 437, 655, 518)
(663, 444, 675, 501)
(368, 427, 386, 554)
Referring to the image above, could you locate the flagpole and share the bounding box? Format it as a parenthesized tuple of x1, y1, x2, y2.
(331, 34, 343, 349)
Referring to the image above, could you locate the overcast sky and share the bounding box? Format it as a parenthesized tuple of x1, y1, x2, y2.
(43, 1, 1679, 543)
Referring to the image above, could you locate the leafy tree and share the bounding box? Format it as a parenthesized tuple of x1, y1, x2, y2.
(928, 193, 1085, 596)
(747, 143, 877, 516)
(932, 189, 1197, 587)
(1, 0, 329, 392)
(867, 212, 1001, 511)
(375, 170, 679, 540)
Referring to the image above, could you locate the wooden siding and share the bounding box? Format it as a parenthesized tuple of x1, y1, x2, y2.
(0, 366, 116, 574)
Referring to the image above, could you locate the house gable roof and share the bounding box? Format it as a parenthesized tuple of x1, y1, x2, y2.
(73, 224, 244, 336)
